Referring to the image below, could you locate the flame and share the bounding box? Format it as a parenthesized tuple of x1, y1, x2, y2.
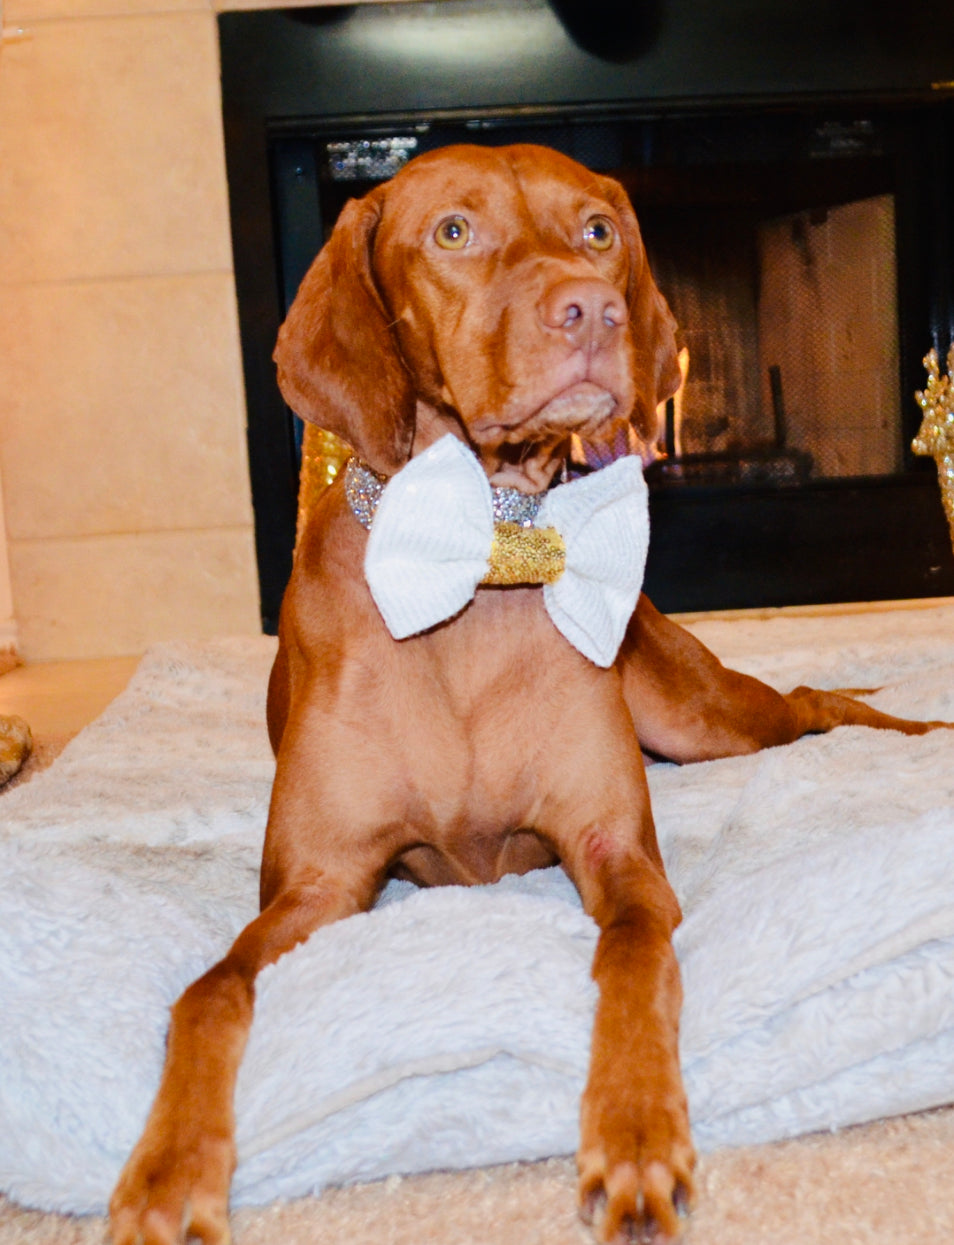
(654, 346, 691, 460)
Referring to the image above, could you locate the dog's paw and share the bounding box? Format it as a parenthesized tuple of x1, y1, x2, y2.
(577, 1091, 695, 1244)
(109, 1126, 234, 1245)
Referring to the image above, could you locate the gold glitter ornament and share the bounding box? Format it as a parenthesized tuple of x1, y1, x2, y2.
(482, 521, 566, 586)
(912, 344, 954, 553)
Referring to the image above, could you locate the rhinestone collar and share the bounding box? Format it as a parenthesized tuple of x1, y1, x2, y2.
(344, 456, 545, 531)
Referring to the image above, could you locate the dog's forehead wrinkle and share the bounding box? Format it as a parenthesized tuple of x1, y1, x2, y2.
(510, 149, 610, 205)
(385, 160, 522, 235)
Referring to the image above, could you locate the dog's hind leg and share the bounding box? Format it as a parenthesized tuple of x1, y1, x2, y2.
(618, 594, 951, 765)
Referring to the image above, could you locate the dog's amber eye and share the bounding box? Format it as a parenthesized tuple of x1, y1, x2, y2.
(434, 215, 471, 250)
(583, 215, 616, 252)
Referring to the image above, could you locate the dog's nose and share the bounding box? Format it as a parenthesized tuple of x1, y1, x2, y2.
(538, 279, 627, 350)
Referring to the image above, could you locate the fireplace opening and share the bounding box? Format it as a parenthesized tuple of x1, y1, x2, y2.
(219, 1, 954, 629)
(635, 183, 902, 487)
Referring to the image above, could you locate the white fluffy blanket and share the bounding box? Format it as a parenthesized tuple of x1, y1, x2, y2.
(2, 605, 954, 1215)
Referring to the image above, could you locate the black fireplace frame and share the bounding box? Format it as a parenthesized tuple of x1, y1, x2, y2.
(218, 0, 954, 632)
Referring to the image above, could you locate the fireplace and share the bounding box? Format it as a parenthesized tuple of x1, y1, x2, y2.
(218, 0, 954, 631)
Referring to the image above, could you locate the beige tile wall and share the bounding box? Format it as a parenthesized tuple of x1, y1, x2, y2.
(0, 468, 14, 652)
(0, 0, 402, 659)
(0, 0, 265, 658)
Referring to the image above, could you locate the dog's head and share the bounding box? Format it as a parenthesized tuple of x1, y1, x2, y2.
(274, 143, 680, 491)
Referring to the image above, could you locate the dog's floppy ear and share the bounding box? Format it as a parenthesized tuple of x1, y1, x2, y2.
(273, 190, 415, 474)
(601, 178, 682, 440)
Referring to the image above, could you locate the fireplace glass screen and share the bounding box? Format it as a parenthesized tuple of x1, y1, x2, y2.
(638, 192, 901, 486)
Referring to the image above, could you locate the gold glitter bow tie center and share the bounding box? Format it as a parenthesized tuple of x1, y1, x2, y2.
(482, 521, 566, 586)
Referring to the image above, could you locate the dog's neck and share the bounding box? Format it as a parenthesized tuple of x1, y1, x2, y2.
(411, 400, 568, 494)
(344, 455, 548, 532)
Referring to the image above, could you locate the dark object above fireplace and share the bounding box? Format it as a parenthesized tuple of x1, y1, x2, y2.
(218, 0, 954, 632)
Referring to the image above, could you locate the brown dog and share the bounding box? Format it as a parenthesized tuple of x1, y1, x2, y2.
(110, 144, 948, 1245)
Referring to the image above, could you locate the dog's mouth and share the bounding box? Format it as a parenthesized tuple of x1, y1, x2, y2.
(473, 381, 621, 444)
(470, 382, 629, 493)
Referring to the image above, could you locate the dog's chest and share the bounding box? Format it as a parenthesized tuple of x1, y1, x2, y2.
(360, 592, 614, 884)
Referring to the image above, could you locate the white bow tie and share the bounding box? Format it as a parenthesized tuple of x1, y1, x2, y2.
(350, 435, 649, 667)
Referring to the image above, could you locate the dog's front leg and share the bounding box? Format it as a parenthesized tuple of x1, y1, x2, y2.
(109, 877, 367, 1245)
(559, 788, 694, 1243)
